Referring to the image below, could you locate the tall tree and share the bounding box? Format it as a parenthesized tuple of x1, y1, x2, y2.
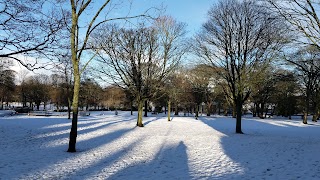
(95, 17, 186, 127)
(195, 0, 288, 133)
(67, 0, 152, 152)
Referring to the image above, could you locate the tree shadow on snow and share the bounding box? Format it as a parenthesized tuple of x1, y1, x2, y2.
(104, 141, 192, 180)
(199, 116, 320, 179)
(2, 115, 137, 179)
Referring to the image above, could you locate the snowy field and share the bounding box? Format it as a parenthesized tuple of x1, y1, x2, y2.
(0, 111, 320, 180)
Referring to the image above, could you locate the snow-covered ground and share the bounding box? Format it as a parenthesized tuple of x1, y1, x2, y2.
(0, 111, 320, 180)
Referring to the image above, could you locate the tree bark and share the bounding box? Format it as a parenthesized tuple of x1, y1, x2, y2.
(144, 100, 148, 117)
(167, 100, 171, 121)
(67, 97, 71, 120)
(130, 100, 133, 116)
(236, 99, 243, 134)
(137, 100, 144, 127)
(68, 5, 79, 152)
(67, 72, 80, 152)
(303, 112, 308, 124)
(195, 104, 199, 119)
(206, 102, 211, 116)
(232, 104, 236, 118)
(260, 103, 265, 119)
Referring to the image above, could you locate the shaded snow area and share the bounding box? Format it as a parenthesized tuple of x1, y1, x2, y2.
(1, 111, 320, 179)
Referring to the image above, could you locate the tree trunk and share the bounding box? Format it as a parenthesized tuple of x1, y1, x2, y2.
(312, 114, 318, 122)
(253, 103, 257, 117)
(137, 100, 144, 127)
(36, 102, 40, 111)
(144, 100, 148, 117)
(312, 103, 318, 122)
(67, 97, 71, 119)
(232, 103, 236, 118)
(303, 91, 310, 124)
(168, 100, 171, 121)
(195, 104, 199, 119)
(68, 72, 80, 152)
(130, 100, 133, 116)
(1, 98, 3, 110)
(206, 102, 211, 116)
(260, 103, 265, 119)
(235, 99, 243, 134)
(303, 112, 308, 124)
(174, 104, 179, 116)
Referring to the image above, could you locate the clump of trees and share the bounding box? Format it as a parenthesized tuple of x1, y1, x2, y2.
(2, 0, 320, 151)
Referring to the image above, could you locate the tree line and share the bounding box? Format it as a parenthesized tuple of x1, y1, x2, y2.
(1, 0, 320, 151)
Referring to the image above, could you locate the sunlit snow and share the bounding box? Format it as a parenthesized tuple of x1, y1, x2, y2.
(0, 111, 319, 179)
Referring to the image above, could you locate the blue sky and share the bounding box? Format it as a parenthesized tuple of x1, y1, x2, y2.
(130, 0, 218, 36)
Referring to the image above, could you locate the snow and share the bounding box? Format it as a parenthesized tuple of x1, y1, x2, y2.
(0, 111, 320, 179)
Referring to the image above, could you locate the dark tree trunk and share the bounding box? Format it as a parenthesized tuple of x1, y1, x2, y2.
(206, 102, 211, 116)
(252, 103, 257, 117)
(260, 103, 265, 119)
(195, 104, 199, 119)
(130, 100, 133, 116)
(68, 110, 78, 152)
(167, 100, 171, 121)
(144, 100, 148, 117)
(232, 104, 236, 118)
(174, 104, 179, 115)
(235, 99, 243, 134)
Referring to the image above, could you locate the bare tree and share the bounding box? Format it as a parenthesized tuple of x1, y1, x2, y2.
(267, 0, 320, 48)
(0, 0, 65, 69)
(195, 0, 288, 133)
(95, 17, 186, 127)
(267, 0, 320, 123)
(67, 0, 154, 152)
